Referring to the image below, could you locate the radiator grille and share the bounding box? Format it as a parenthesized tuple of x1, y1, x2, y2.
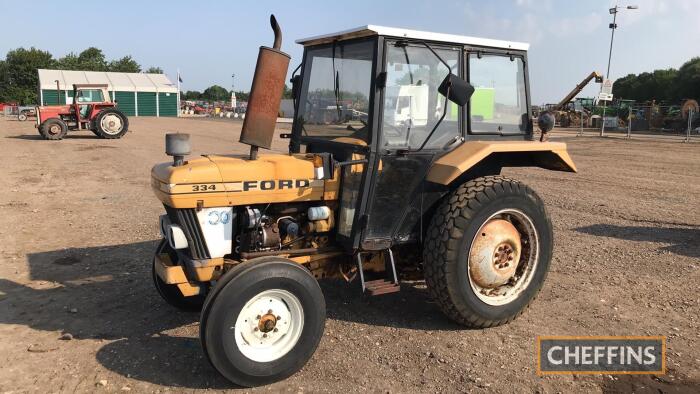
(164, 206, 210, 259)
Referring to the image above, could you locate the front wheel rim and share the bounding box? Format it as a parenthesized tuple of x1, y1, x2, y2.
(100, 114, 123, 134)
(234, 289, 304, 363)
(467, 209, 540, 306)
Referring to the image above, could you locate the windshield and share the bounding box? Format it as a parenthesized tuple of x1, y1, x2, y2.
(382, 43, 460, 149)
(297, 40, 374, 142)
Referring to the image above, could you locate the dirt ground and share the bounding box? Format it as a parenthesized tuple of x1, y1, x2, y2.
(0, 116, 698, 393)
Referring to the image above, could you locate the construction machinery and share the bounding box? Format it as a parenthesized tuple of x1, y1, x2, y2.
(35, 84, 129, 140)
(550, 71, 603, 127)
(150, 15, 576, 387)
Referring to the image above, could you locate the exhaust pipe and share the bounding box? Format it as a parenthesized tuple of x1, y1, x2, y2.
(271, 14, 282, 50)
(239, 14, 291, 160)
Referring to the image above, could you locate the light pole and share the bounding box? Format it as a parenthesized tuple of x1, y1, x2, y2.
(600, 4, 638, 137)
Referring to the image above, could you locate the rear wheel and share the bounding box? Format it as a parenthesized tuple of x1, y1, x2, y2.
(152, 239, 206, 311)
(423, 176, 553, 328)
(200, 257, 326, 387)
(39, 118, 68, 140)
(94, 108, 128, 139)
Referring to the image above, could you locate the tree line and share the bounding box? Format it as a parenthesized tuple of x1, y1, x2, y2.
(612, 57, 700, 103)
(0, 47, 163, 104)
(181, 84, 293, 103)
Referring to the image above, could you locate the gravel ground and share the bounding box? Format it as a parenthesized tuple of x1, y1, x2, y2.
(0, 116, 698, 393)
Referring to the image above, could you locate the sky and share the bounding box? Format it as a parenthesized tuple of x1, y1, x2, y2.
(1, 0, 698, 104)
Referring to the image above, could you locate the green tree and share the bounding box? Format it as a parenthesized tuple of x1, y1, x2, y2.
(282, 83, 292, 99)
(675, 57, 700, 101)
(233, 90, 249, 101)
(77, 47, 107, 71)
(144, 66, 163, 74)
(0, 47, 55, 104)
(56, 52, 82, 70)
(183, 90, 202, 100)
(612, 60, 699, 103)
(202, 85, 229, 101)
(108, 56, 141, 73)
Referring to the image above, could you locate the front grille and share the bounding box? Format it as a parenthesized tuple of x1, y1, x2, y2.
(164, 206, 210, 259)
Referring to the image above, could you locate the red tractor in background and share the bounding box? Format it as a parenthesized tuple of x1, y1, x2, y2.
(36, 84, 129, 140)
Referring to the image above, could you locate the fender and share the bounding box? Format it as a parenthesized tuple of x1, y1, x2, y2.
(426, 140, 577, 185)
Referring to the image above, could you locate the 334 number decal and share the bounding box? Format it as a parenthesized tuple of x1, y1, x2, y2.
(191, 184, 217, 191)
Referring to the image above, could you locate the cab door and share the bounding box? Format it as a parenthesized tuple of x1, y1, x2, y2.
(360, 41, 463, 250)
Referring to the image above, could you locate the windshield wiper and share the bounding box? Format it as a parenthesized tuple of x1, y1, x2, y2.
(331, 42, 342, 122)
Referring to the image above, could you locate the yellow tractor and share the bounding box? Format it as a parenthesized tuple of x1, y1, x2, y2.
(150, 16, 576, 386)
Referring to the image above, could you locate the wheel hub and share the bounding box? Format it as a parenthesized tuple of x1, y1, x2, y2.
(258, 311, 278, 333)
(101, 114, 122, 134)
(469, 219, 521, 288)
(49, 125, 60, 135)
(234, 289, 304, 363)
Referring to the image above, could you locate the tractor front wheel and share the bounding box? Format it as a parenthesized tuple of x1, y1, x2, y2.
(18, 112, 28, 121)
(39, 118, 68, 140)
(200, 257, 326, 387)
(423, 176, 553, 328)
(94, 108, 129, 139)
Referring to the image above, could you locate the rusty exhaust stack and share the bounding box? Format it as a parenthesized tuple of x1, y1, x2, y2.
(239, 14, 290, 160)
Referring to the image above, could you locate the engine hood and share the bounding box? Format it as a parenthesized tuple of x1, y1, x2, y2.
(151, 153, 339, 208)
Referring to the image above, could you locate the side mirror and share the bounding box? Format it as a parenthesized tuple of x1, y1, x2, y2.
(438, 73, 474, 107)
(290, 74, 302, 102)
(537, 111, 555, 133)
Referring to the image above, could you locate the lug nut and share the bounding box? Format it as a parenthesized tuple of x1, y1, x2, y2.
(273, 328, 278, 332)
(254, 327, 259, 332)
(276, 316, 281, 320)
(263, 333, 268, 338)
(268, 309, 273, 314)
(256, 315, 261, 320)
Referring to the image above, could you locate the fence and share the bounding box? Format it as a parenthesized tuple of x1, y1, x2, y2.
(557, 104, 700, 142)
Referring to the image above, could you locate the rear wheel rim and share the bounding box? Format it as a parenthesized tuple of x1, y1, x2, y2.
(467, 209, 539, 306)
(100, 114, 123, 134)
(234, 289, 304, 363)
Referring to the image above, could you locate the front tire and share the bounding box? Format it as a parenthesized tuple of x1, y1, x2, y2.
(39, 118, 68, 140)
(18, 112, 27, 121)
(423, 176, 553, 328)
(200, 257, 326, 387)
(94, 108, 129, 139)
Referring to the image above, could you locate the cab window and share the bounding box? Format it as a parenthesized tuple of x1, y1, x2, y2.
(382, 43, 460, 149)
(76, 89, 104, 103)
(468, 54, 527, 134)
(297, 40, 374, 142)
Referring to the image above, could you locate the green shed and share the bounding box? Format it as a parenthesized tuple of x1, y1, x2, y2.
(38, 69, 179, 117)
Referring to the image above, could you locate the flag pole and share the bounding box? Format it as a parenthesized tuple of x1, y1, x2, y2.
(177, 68, 181, 117)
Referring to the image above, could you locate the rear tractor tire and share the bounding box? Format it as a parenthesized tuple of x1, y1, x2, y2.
(152, 239, 206, 311)
(200, 257, 326, 387)
(423, 175, 553, 328)
(39, 118, 68, 140)
(94, 108, 129, 139)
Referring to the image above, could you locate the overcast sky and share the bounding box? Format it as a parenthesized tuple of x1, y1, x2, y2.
(2, 0, 698, 104)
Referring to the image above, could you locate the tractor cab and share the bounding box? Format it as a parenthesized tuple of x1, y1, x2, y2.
(289, 26, 554, 251)
(71, 84, 112, 123)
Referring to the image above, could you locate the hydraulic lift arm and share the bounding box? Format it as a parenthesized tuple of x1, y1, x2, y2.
(553, 71, 603, 111)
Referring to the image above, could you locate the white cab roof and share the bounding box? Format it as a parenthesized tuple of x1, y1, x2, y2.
(37, 69, 178, 93)
(296, 25, 529, 51)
